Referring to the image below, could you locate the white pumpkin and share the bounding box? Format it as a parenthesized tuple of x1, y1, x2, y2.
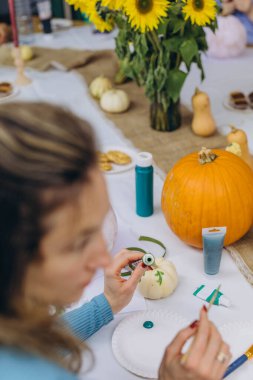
(205, 16, 247, 58)
(89, 76, 112, 99)
(138, 257, 178, 300)
(100, 89, 130, 113)
(20, 45, 34, 62)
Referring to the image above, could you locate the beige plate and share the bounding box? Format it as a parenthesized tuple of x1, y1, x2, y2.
(100, 145, 136, 174)
(223, 96, 253, 113)
(0, 87, 19, 104)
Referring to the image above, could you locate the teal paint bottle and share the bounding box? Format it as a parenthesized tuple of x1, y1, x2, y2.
(135, 152, 153, 217)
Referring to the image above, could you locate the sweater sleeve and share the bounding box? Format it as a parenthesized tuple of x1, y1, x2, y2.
(61, 293, 113, 341)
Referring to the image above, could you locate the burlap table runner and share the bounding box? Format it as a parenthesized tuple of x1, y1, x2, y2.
(1, 46, 252, 283)
(0, 45, 112, 71)
(225, 229, 253, 285)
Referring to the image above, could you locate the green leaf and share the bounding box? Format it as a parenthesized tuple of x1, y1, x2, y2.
(135, 34, 149, 57)
(145, 59, 156, 101)
(163, 37, 183, 53)
(196, 53, 205, 81)
(154, 66, 167, 92)
(179, 38, 198, 69)
(168, 2, 181, 16)
(157, 19, 168, 35)
(167, 69, 187, 103)
(196, 36, 208, 51)
(155, 270, 164, 285)
(172, 19, 185, 34)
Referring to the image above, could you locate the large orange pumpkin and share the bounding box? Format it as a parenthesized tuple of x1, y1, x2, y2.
(161, 147, 253, 248)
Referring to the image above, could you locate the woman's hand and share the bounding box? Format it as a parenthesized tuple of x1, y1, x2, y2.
(103, 249, 147, 314)
(159, 307, 232, 380)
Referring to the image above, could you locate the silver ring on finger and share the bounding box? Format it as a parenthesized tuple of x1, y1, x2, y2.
(216, 351, 228, 364)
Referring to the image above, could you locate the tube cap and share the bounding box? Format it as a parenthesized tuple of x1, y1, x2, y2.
(136, 152, 153, 167)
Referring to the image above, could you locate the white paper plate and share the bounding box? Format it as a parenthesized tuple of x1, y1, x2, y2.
(0, 87, 19, 103)
(112, 310, 188, 379)
(223, 96, 253, 113)
(219, 320, 253, 380)
(102, 207, 117, 252)
(101, 145, 136, 174)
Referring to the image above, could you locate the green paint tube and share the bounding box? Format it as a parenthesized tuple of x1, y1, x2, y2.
(193, 284, 231, 307)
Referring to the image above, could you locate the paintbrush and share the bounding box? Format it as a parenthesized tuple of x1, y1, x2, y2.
(207, 284, 222, 311)
(223, 345, 253, 378)
(181, 284, 222, 364)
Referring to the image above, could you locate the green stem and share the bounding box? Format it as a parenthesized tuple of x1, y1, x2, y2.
(175, 24, 185, 69)
(147, 31, 159, 54)
(151, 30, 160, 52)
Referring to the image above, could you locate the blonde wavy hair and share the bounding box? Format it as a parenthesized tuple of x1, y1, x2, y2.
(0, 102, 97, 372)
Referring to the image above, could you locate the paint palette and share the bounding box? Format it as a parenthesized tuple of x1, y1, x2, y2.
(112, 310, 188, 379)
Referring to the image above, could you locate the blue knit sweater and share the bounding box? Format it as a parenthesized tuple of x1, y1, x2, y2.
(0, 294, 113, 380)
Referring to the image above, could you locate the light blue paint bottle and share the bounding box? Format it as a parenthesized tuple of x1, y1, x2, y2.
(135, 152, 153, 217)
(202, 227, 227, 275)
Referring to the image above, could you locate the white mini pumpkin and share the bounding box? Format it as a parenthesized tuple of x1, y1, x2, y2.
(20, 45, 34, 62)
(138, 257, 178, 300)
(89, 76, 112, 99)
(205, 15, 247, 58)
(100, 89, 130, 113)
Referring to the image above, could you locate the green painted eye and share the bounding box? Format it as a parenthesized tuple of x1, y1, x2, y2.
(142, 253, 155, 266)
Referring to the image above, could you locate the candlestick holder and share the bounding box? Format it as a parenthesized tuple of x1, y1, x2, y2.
(12, 46, 32, 86)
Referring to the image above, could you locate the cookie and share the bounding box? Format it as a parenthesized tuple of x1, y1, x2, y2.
(0, 82, 13, 96)
(248, 92, 253, 108)
(229, 92, 248, 110)
(99, 162, 113, 172)
(97, 151, 110, 163)
(106, 150, 132, 165)
(230, 91, 245, 100)
(230, 99, 248, 110)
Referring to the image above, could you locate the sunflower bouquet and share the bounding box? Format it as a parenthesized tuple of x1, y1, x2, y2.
(66, 0, 218, 132)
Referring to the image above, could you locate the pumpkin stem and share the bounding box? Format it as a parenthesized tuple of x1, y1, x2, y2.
(198, 147, 218, 164)
(229, 125, 237, 133)
(194, 87, 200, 95)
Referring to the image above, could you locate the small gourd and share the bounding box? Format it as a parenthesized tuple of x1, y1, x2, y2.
(100, 89, 130, 113)
(225, 142, 242, 157)
(89, 76, 112, 99)
(191, 88, 216, 137)
(227, 126, 253, 170)
(138, 257, 178, 300)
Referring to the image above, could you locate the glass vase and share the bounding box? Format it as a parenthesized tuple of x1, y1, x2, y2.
(150, 99, 181, 132)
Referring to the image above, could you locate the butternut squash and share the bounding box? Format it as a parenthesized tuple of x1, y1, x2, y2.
(191, 88, 216, 137)
(227, 126, 253, 170)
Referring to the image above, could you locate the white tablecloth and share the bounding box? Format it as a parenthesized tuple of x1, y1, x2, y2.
(0, 26, 253, 380)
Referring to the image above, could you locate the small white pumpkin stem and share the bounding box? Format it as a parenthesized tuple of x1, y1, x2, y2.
(198, 147, 218, 164)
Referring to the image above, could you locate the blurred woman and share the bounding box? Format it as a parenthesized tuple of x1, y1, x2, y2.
(0, 103, 231, 380)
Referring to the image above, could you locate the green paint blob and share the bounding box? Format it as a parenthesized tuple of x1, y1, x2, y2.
(143, 320, 154, 329)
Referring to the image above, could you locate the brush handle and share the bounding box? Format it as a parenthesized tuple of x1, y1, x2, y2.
(223, 354, 248, 378)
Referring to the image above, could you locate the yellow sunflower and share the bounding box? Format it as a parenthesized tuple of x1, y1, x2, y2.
(124, 0, 169, 33)
(65, 0, 88, 13)
(101, 0, 124, 10)
(182, 0, 217, 26)
(86, 0, 114, 32)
